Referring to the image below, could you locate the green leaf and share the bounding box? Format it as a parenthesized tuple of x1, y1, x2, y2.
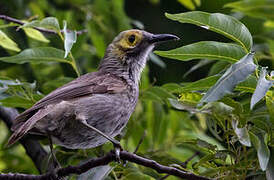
(63, 21, 77, 58)
(266, 90, 274, 125)
(21, 17, 60, 32)
(179, 92, 202, 106)
(201, 102, 234, 117)
(168, 98, 198, 112)
(177, 0, 196, 10)
(231, 120, 251, 147)
(200, 53, 257, 103)
(165, 11, 253, 51)
(141, 86, 175, 103)
(208, 61, 230, 76)
(184, 60, 214, 77)
(221, 97, 243, 115)
(0, 96, 35, 109)
(266, 148, 274, 180)
(155, 41, 246, 63)
(225, 1, 274, 21)
(193, 154, 215, 169)
(161, 83, 182, 92)
(250, 132, 270, 171)
(0, 30, 21, 52)
(251, 68, 273, 109)
(173, 75, 220, 93)
(0, 47, 71, 64)
(235, 75, 257, 93)
(23, 27, 50, 43)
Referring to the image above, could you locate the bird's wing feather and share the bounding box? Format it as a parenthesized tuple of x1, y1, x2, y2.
(9, 72, 127, 144)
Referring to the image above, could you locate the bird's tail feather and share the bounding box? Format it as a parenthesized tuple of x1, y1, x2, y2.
(7, 109, 49, 146)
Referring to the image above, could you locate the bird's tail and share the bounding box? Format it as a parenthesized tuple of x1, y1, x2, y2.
(7, 109, 48, 146)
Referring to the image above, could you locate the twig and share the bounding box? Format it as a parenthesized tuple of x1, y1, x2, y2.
(158, 174, 170, 180)
(0, 14, 87, 35)
(0, 107, 52, 173)
(181, 152, 200, 168)
(133, 130, 146, 154)
(0, 150, 211, 180)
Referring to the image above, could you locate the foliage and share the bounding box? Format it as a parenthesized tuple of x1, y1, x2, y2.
(0, 0, 273, 180)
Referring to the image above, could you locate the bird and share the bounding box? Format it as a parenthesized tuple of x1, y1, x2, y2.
(7, 29, 179, 151)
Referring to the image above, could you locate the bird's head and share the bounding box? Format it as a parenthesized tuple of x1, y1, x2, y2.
(99, 29, 179, 82)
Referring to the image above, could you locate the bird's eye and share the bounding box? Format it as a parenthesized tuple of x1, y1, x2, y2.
(128, 35, 136, 44)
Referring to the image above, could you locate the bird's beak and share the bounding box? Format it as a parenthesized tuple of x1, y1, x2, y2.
(148, 34, 180, 44)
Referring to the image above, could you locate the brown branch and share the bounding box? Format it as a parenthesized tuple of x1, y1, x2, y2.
(0, 107, 53, 173)
(0, 150, 211, 180)
(0, 14, 87, 35)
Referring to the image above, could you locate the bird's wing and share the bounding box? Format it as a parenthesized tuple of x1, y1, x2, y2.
(9, 72, 127, 144)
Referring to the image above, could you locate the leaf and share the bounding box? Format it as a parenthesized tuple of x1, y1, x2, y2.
(225, 1, 274, 21)
(193, 154, 215, 169)
(184, 59, 214, 77)
(201, 102, 234, 116)
(168, 98, 198, 112)
(208, 61, 230, 76)
(0, 96, 35, 109)
(235, 75, 257, 93)
(21, 17, 60, 32)
(231, 120, 251, 147)
(266, 148, 274, 180)
(221, 97, 243, 115)
(200, 52, 257, 103)
(196, 139, 217, 151)
(161, 83, 182, 92)
(177, 0, 196, 10)
(0, 30, 21, 52)
(155, 41, 246, 63)
(141, 86, 175, 103)
(266, 90, 274, 125)
(250, 132, 270, 171)
(77, 165, 114, 180)
(179, 92, 202, 106)
(22, 27, 50, 43)
(0, 78, 22, 86)
(63, 21, 77, 58)
(173, 75, 220, 93)
(250, 68, 273, 109)
(149, 53, 166, 68)
(165, 12, 253, 51)
(0, 47, 71, 64)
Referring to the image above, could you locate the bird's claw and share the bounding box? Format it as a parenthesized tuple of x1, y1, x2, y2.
(114, 147, 121, 163)
(111, 140, 123, 163)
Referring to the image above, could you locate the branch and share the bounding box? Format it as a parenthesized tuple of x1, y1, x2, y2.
(0, 107, 53, 173)
(0, 15, 87, 35)
(0, 107, 210, 179)
(0, 150, 211, 180)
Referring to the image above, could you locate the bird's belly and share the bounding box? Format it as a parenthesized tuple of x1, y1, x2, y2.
(49, 93, 136, 149)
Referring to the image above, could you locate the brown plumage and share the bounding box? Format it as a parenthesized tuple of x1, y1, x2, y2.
(8, 29, 179, 149)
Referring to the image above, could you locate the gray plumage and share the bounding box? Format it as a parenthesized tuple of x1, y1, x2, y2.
(8, 29, 179, 149)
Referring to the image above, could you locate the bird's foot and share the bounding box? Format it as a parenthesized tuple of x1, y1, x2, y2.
(112, 140, 123, 163)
